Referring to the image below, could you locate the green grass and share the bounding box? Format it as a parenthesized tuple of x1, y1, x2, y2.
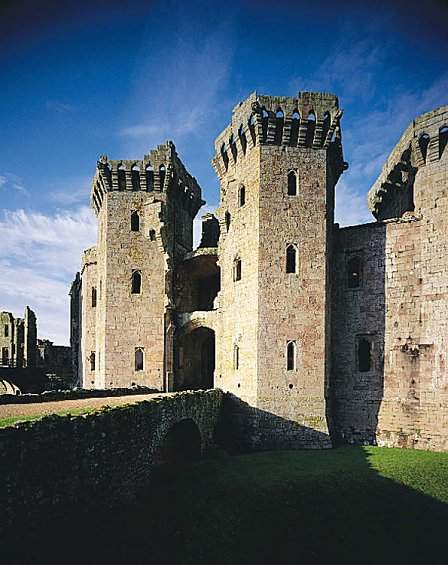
(0, 406, 102, 428)
(4, 446, 448, 565)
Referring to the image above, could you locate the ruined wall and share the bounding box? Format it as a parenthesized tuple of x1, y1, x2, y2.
(0, 389, 223, 529)
(333, 104, 448, 451)
(80, 247, 97, 388)
(0, 312, 14, 365)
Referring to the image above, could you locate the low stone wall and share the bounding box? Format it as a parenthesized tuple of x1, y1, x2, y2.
(0, 389, 223, 531)
(0, 386, 157, 405)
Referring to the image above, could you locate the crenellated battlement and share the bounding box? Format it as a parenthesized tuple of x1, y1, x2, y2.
(212, 91, 344, 178)
(368, 104, 448, 218)
(90, 141, 203, 216)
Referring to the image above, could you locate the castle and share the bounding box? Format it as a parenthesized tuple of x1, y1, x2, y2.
(70, 91, 448, 451)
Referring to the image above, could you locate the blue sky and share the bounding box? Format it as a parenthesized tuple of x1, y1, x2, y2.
(0, 0, 447, 344)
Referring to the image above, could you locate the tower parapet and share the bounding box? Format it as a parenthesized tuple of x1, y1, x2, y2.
(91, 141, 203, 217)
(212, 91, 345, 180)
(368, 104, 448, 219)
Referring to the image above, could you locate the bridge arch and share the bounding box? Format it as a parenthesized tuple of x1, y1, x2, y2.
(155, 418, 202, 464)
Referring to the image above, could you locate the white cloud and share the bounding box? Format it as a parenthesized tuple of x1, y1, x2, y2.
(0, 206, 97, 344)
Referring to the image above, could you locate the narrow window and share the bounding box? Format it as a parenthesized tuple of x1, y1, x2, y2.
(159, 164, 166, 190)
(287, 171, 297, 196)
(2, 347, 9, 364)
(439, 126, 448, 159)
(290, 110, 300, 146)
(90, 352, 96, 372)
(233, 344, 239, 370)
(347, 256, 362, 289)
(275, 108, 284, 144)
(358, 339, 371, 372)
(238, 184, 246, 207)
(306, 111, 316, 147)
(117, 164, 126, 190)
(233, 258, 242, 281)
(418, 133, 430, 163)
(145, 164, 154, 191)
(131, 164, 140, 191)
(221, 143, 229, 171)
(131, 210, 140, 232)
(229, 134, 237, 162)
(287, 341, 296, 371)
(4, 325, 8, 337)
(131, 270, 142, 294)
(261, 108, 269, 142)
(149, 229, 156, 241)
(91, 286, 97, 307)
(225, 211, 231, 231)
(135, 348, 144, 371)
(238, 124, 247, 155)
(286, 245, 297, 274)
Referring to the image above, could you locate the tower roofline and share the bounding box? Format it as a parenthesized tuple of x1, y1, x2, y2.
(368, 104, 448, 218)
(212, 91, 344, 179)
(89, 141, 203, 217)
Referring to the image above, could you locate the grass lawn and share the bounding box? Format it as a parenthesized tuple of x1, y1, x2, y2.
(4, 446, 448, 565)
(0, 406, 99, 428)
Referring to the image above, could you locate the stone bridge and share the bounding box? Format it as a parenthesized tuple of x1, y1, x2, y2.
(0, 389, 223, 528)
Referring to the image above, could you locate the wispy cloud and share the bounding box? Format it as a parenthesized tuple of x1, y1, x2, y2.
(290, 37, 448, 227)
(117, 21, 235, 156)
(0, 172, 30, 196)
(0, 207, 97, 344)
(48, 176, 92, 206)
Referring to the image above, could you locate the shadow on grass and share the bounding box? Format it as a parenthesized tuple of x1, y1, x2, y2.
(2, 446, 448, 565)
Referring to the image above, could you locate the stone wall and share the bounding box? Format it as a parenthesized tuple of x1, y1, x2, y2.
(0, 389, 223, 530)
(332, 104, 448, 452)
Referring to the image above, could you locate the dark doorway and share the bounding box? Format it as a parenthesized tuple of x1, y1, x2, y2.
(176, 327, 215, 391)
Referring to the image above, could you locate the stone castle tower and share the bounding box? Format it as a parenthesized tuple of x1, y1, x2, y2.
(212, 92, 345, 445)
(72, 143, 202, 389)
(72, 92, 448, 451)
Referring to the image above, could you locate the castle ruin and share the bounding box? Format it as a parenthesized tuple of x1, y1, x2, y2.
(71, 91, 448, 451)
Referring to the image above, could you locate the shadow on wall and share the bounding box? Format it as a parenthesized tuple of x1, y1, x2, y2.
(215, 393, 332, 452)
(330, 222, 387, 446)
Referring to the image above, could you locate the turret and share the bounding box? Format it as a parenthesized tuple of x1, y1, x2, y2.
(213, 91, 346, 449)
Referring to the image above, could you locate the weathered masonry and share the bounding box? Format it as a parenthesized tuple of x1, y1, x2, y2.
(71, 92, 448, 451)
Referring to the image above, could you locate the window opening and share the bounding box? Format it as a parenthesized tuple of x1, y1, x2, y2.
(347, 256, 362, 289)
(287, 171, 297, 196)
(233, 258, 242, 281)
(131, 210, 140, 232)
(287, 341, 296, 371)
(358, 339, 371, 372)
(131, 271, 142, 294)
(135, 348, 144, 371)
(286, 245, 297, 274)
(233, 344, 239, 370)
(238, 184, 246, 207)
